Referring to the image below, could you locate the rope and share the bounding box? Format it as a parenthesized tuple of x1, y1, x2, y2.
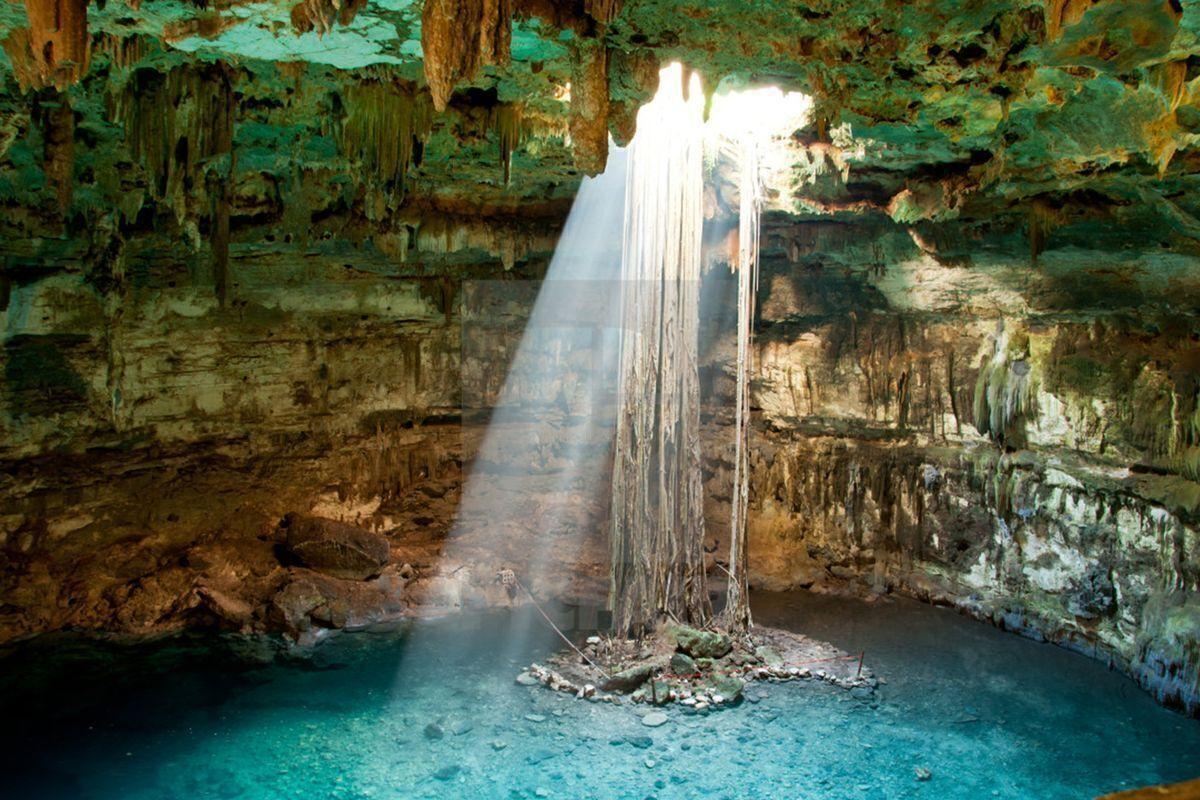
(515, 579, 612, 680)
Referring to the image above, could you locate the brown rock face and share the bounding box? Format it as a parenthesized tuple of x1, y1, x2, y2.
(10, 0, 91, 91)
(422, 0, 513, 112)
(289, 0, 367, 36)
(568, 37, 609, 176)
(282, 514, 391, 580)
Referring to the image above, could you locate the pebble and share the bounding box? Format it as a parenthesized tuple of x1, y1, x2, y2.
(524, 714, 547, 723)
(586, 636, 601, 645)
(516, 672, 540, 686)
(423, 723, 444, 740)
(915, 767, 933, 781)
(491, 740, 507, 751)
(641, 711, 669, 727)
(432, 765, 461, 781)
(526, 748, 555, 765)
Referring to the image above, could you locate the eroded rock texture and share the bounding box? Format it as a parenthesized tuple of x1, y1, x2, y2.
(698, 219, 1200, 716)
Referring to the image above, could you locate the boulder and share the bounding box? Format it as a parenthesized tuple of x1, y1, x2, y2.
(668, 624, 732, 659)
(754, 645, 784, 666)
(270, 577, 326, 635)
(701, 674, 744, 703)
(194, 585, 254, 629)
(268, 570, 397, 638)
(601, 663, 654, 693)
(647, 680, 673, 705)
(281, 514, 390, 580)
(669, 652, 698, 676)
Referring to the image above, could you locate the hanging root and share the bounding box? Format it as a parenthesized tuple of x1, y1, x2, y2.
(610, 64, 710, 637)
(724, 133, 763, 632)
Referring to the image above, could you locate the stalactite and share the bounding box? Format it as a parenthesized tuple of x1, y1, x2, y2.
(97, 34, 150, 71)
(111, 62, 236, 292)
(209, 66, 235, 306)
(607, 49, 659, 146)
(610, 64, 709, 638)
(4, 0, 91, 91)
(973, 322, 1034, 448)
(1131, 368, 1200, 480)
(584, 0, 623, 24)
(1044, 0, 1094, 42)
(569, 38, 609, 176)
(290, 0, 367, 35)
(1, 31, 41, 92)
(339, 80, 433, 202)
(34, 89, 74, 212)
(947, 350, 963, 437)
(1028, 198, 1058, 266)
(724, 134, 762, 633)
(112, 64, 235, 221)
(421, 0, 513, 112)
(494, 102, 523, 185)
(1152, 60, 1189, 113)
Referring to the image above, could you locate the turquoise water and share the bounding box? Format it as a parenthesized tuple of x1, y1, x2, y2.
(2, 592, 1198, 799)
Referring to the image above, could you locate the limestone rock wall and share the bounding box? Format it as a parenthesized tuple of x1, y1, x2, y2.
(2, 203, 1198, 718)
(706, 219, 1200, 716)
(0, 221, 552, 644)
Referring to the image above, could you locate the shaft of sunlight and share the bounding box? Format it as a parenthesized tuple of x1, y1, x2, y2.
(393, 145, 629, 679)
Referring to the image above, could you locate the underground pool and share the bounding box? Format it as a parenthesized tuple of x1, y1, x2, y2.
(3, 592, 1197, 800)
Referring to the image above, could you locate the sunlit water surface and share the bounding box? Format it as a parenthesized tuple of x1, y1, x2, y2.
(3, 592, 1198, 800)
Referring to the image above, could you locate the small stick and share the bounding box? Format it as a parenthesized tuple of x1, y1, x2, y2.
(857, 651, 865, 677)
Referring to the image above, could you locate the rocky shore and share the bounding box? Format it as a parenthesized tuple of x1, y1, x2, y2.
(517, 622, 878, 712)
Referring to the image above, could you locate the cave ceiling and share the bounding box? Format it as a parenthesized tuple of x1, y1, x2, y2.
(2, 0, 1200, 254)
